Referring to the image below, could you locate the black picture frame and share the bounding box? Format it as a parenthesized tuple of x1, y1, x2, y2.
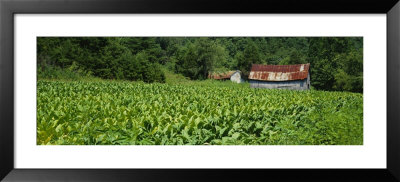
(1, 0, 399, 181)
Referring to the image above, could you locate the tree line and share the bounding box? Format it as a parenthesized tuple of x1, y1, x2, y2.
(37, 37, 363, 92)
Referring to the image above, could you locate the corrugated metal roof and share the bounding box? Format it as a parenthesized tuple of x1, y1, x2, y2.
(208, 71, 238, 80)
(249, 63, 310, 81)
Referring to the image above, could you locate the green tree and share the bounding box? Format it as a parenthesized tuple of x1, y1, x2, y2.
(279, 49, 305, 65)
(237, 40, 261, 78)
(175, 38, 227, 80)
(307, 37, 355, 91)
(333, 49, 363, 92)
(37, 37, 166, 83)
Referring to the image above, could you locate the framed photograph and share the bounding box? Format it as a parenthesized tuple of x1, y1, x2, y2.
(1, 0, 399, 181)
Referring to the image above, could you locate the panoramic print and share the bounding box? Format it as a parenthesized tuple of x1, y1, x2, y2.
(37, 37, 363, 145)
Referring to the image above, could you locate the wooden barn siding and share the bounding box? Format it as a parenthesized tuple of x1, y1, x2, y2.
(249, 78, 309, 90)
(230, 72, 242, 83)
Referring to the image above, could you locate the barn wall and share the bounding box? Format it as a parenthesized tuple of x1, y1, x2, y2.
(230, 72, 242, 83)
(250, 79, 309, 90)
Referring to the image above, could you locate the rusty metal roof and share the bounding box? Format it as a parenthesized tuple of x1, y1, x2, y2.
(249, 63, 310, 81)
(208, 71, 238, 80)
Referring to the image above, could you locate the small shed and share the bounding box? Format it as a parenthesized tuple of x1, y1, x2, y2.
(248, 63, 310, 90)
(208, 70, 243, 83)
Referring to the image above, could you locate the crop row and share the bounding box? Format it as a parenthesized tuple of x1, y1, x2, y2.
(37, 80, 363, 145)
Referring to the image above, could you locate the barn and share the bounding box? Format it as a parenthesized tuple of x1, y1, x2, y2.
(208, 70, 243, 83)
(248, 63, 310, 90)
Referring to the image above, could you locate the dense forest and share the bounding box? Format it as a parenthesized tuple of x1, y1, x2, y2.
(37, 37, 363, 92)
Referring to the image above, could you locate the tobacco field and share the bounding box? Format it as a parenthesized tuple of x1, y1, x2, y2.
(37, 80, 363, 145)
